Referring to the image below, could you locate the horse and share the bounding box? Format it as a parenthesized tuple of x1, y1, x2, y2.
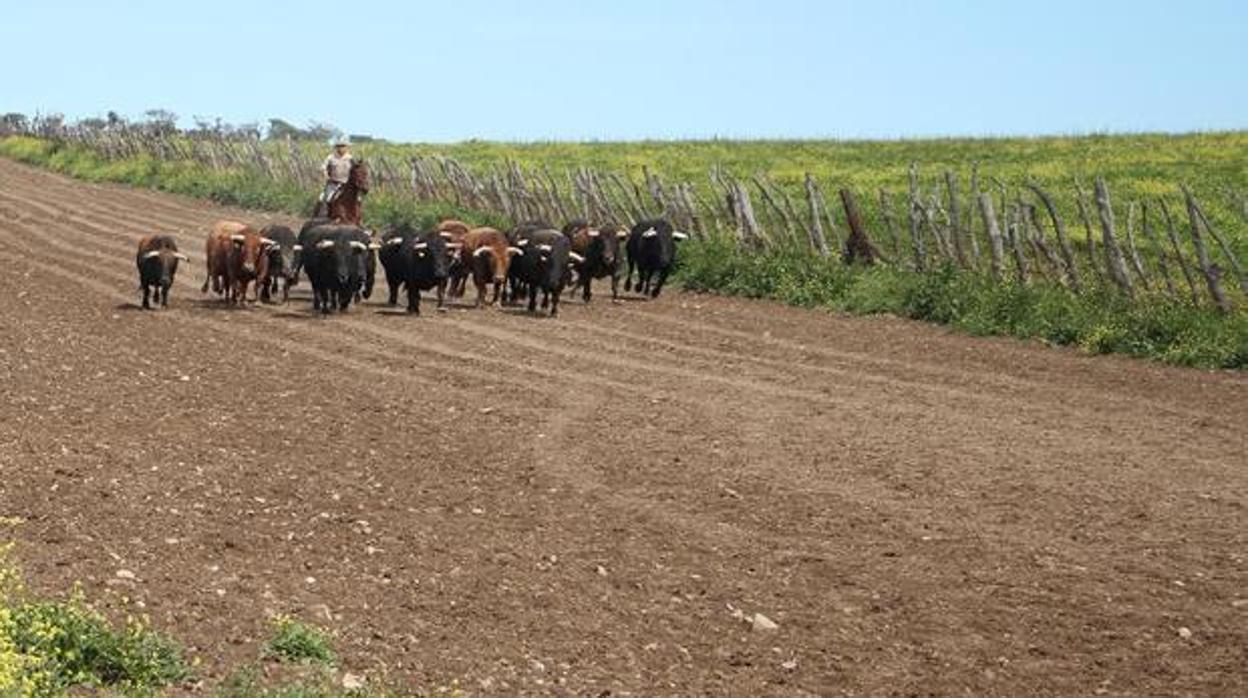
(314, 159, 370, 226)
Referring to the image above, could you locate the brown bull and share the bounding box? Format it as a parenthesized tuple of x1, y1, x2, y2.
(202, 220, 276, 304)
(460, 227, 523, 307)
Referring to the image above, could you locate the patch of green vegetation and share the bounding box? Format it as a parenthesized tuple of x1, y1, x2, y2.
(0, 543, 191, 696)
(678, 234, 1248, 369)
(263, 616, 336, 667)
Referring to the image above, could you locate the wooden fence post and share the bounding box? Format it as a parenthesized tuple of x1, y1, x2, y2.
(1026, 182, 1081, 291)
(1158, 198, 1202, 304)
(803, 174, 830, 257)
(1092, 177, 1134, 295)
(1182, 186, 1231, 311)
(976, 192, 1006, 281)
(839, 188, 881, 265)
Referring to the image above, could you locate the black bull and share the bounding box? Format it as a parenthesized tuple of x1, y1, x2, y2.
(625, 218, 687, 299)
(297, 221, 378, 314)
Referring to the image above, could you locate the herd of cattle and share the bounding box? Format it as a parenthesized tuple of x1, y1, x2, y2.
(134, 217, 689, 315)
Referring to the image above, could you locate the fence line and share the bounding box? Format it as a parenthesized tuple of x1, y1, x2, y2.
(3, 116, 1243, 311)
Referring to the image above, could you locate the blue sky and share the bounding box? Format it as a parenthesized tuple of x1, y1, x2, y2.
(3, 0, 1245, 142)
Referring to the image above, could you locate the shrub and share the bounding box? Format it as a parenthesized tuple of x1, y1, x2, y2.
(0, 545, 190, 696)
(263, 616, 336, 667)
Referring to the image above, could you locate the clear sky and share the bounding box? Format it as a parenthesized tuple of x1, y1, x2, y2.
(3, 0, 1245, 142)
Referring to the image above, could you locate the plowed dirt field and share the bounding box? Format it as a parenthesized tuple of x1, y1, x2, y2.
(1, 159, 1244, 695)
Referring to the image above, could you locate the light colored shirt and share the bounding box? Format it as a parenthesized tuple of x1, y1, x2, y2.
(324, 152, 353, 183)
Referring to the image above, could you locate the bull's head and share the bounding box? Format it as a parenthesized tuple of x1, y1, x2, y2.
(230, 233, 264, 278)
(142, 248, 189, 287)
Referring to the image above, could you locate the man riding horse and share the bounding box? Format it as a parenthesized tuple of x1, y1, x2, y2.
(316, 136, 369, 225)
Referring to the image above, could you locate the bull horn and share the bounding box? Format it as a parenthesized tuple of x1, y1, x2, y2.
(587, 230, 601, 237)
(672, 231, 689, 241)
(230, 234, 246, 242)
(385, 238, 403, 246)
(173, 253, 189, 261)
(641, 228, 658, 238)
(507, 246, 524, 256)
(316, 240, 335, 250)
(473, 246, 492, 257)
(438, 231, 455, 239)
(538, 244, 553, 252)
(446, 243, 463, 250)
(516, 239, 529, 247)
(350, 240, 368, 251)
(292, 244, 303, 252)
(260, 237, 277, 246)
(412, 242, 429, 250)
(368, 242, 382, 250)
(568, 252, 585, 263)
(141, 250, 162, 259)
(617, 230, 628, 239)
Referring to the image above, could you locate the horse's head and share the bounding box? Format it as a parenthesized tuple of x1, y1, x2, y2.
(348, 159, 370, 193)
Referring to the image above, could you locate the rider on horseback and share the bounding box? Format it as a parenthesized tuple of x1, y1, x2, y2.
(320, 136, 354, 204)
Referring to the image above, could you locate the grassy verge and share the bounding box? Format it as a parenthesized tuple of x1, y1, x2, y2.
(2, 136, 1244, 369)
(681, 235, 1247, 369)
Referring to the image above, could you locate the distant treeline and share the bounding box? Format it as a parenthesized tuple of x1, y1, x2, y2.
(0, 109, 380, 143)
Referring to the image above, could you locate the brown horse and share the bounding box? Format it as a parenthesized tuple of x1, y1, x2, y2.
(315, 159, 370, 225)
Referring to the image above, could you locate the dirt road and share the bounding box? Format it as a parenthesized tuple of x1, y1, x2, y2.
(1, 158, 1244, 695)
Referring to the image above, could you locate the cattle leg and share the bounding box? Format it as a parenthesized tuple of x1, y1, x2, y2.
(161, 282, 171, 308)
(407, 288, 421, 315)
(550, 289, 561, 317)
(527, 285, 538, 313)
(141, 284, 152, 310)
(582, 276, 593, 303)
(200, 276, 209, 294)
(435, 280, 447, 312)
(540, 290, 550, 309)
(624, 259, 635, 292)
(610, 271, 619, 300)
(651, 268, 670, 298)
(474, 278, 486, 308)
(282, 279, 290, 303)
(387, 281, 399, 307)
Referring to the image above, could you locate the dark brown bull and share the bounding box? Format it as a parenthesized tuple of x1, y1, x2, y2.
(201, 220, 276, 304)
(459, 227, 523, 307)
(135, 235, 188, 310)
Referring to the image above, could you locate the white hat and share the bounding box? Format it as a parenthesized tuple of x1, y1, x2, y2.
(331, 135, 350, 146)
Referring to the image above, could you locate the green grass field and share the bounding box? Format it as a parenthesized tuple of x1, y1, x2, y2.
(342, 131, 1248, 251)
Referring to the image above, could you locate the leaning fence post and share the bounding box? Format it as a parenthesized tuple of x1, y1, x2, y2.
(1159, 197, 1202, 305)
(944, 170, 968, 268)
(907, 164, 926, 270)
(1093, 177, 1135, 296)
(839, 188, 881, 265)
(1185, 188, 1247, 294)
(803, 174, 830, 257)
(1124, 201, 1152, 292)
(976, 192, 1006, 281)
(1140, 202, 1177, 298)
(1026, 181, 1081, 291)
(1182, 186, 1231, 311)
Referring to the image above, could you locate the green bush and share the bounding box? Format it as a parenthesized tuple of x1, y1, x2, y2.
(0, 545, 190, 696)
(263, 616, 335, 667)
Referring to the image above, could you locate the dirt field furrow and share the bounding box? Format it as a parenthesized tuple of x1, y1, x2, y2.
(1, 158, 1245, 696)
